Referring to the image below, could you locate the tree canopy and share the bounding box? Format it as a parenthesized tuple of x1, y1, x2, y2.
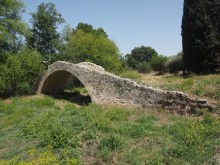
(63, 24, 122, 72)
(75, 22, 108, 37)
(125, 46, 158, 69)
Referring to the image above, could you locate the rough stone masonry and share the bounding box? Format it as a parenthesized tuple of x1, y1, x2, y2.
(38, 61, 214, 113)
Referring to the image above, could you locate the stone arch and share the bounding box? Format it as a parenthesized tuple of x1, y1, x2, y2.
(38, 61, 213, 113)
(37, 62, 95, 102)
(40, 70, 72, 94)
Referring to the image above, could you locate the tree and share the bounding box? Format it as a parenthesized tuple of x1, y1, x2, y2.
(28, 3, 64, 62)
(125, 46, 158, 69)
(63, 28, 122, 72)
(0, 0, 27, 62)
(150, 55, 168, 74)
(206, 0, 220, 72)
(182, 0, 220, 73)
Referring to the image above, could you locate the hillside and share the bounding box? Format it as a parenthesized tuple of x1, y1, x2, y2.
(0, 74, 220, 165)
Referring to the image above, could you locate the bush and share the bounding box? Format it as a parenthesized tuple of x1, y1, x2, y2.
(0, 49, 44, 97)
(168, 55, 183, 74)
(150, 55, 168, 74)
(136, 62, 151, 73)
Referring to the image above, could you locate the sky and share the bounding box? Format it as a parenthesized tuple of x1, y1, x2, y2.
(22, 0, 184, 56)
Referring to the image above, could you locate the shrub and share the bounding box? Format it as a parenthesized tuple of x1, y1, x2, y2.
(136, 62, 152, 73)
(168, 55, 183, 74)
(150, 55, 168, 74)
(0, 49, 44, 96)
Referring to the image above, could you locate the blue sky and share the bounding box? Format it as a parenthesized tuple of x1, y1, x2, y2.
(22, 0, 184, 56)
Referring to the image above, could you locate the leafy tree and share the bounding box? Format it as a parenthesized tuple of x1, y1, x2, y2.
(63, 28, 122, 72)
(0, 0, 27, 62)
(182, 0, 220, 73)
(125, 46, 158, 69)
(150, 55, 168, 74)
(28, 3, 64, 63)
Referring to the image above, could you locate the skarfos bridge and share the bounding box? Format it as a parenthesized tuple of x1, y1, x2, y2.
(38, 61, 213, 113)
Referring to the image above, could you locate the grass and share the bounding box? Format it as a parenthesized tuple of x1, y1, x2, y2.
(0, 74, 220, 164)
(0, 95, 220, 164)
(118, 69, 141, 80)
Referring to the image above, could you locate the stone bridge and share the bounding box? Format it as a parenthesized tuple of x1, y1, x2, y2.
(38, 61, 213, 113)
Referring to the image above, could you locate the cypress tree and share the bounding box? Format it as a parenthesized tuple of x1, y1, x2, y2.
(182, 0, 220, 74)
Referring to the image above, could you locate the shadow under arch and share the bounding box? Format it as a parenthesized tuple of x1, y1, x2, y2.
(40, 70, 91, 105)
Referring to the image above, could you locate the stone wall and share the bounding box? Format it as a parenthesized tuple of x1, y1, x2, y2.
(38, 61, 213, 113)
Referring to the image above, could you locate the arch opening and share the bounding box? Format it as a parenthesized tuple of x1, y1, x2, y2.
(41, 70, 91, 105)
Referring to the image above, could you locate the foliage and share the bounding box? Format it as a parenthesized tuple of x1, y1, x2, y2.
(168, 52, 184, 74)
(136, 62, 152, 73)
(76, 22, 108, 37)
(125, 46, 158, 70)
(182, 0, 220, 74)
(63, 27, 122, 72)
(0, 0, 28, 62)
(0, 49, 44, 96)
(150, 55, 168, 74)
(28, 3, 64, 63)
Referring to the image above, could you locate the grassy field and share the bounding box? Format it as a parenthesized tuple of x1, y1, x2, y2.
(0, 74, 220, 164)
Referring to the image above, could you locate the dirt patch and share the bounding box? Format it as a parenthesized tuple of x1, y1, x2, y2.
(3, 99, 12, 104)
(81, 141, 98, 165)
(216, 147, 220, 165)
